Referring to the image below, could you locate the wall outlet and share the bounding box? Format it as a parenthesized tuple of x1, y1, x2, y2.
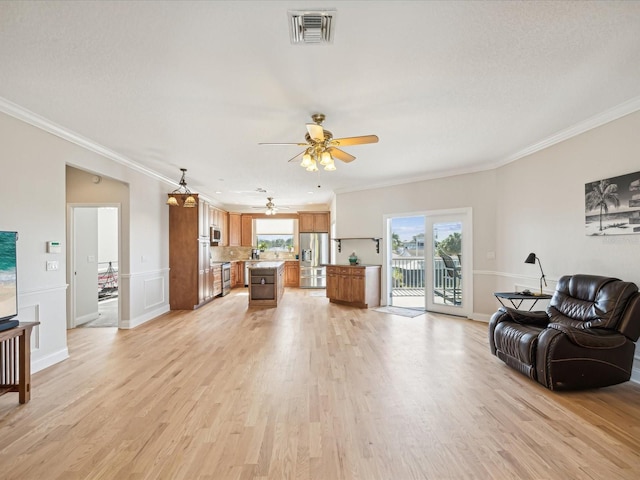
(46, 260, 59, 271)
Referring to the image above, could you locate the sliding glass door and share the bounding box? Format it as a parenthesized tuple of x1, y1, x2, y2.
(426, 210, 471, 316)
(386, 208, 472, 317)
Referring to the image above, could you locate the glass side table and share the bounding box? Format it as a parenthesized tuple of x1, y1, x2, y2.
(493, 292, 552, 311)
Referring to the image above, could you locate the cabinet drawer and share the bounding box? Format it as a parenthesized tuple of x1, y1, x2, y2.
(351, 268, 365, 277)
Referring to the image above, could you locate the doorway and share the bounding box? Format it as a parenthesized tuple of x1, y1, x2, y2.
(68, 205, 120, 328)
(385, 208, 472, 317)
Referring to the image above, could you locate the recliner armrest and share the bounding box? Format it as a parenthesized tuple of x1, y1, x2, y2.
(501, 307, 550, 327)
(547, 322, 628, 349)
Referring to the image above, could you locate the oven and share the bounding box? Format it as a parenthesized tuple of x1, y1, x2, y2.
(221, 262, 231, 296)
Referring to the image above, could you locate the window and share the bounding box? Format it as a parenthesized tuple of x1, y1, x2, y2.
(255, 219, 296, 252)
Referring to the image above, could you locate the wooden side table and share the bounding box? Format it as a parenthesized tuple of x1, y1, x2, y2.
(494, 292, 552, 311)
(0, 321, 39, 404)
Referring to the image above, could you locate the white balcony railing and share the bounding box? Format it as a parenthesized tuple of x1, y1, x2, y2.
(391, 256, 461, 305)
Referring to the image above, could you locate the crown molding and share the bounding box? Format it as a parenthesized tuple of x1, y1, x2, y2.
(335, 95, 640, 196)
(493, 94, 640, 168)
(0, 96, 223, 203)
(0, 96, 177, 181)
(3, 93, 639, 201)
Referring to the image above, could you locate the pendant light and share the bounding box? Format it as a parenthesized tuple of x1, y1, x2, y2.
(166, 168, 197, 207)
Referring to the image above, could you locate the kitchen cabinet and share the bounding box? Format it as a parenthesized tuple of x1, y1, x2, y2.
(168, 193, 213, 310)
(198, 199, 210, 237)
(212, 264, 222, 297)
(284, 261, 300, 287)
(229, 213, 242, 246)
(241, 214, 253, 246)
(326, 265, 381, 308)
(220, 211, 229, 246)
(229, 213, 254, 247)
(235, 261, 244, 287)
(209, 207, 229, 246)
(299, 212, 330, 233)
(229, 261, 244, 288)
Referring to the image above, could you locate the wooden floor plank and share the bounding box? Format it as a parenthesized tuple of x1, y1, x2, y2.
(1, 288, 640, 479)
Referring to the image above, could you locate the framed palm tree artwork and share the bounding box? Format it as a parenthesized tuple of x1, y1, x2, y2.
(585, 170, 640, 235)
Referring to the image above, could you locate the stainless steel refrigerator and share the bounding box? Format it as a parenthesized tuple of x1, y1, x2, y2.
(299, 233, 329, 288)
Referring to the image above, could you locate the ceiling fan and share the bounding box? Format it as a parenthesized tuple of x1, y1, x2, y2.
(259, 113, 379, 171)
(251, 197, 289, 215)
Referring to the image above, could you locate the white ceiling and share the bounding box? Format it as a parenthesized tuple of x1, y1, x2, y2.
(2, 1, 640, 211)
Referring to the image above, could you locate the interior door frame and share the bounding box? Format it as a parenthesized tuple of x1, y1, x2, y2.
(67, 203, 122, 329)
(383, 207, 473, 317)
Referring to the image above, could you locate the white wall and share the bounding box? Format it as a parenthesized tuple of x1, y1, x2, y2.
(98, 207, 118, 263)
(334, 109, 640, 382)
(334, 169, 498, 318)
(0, 111, 171, 372)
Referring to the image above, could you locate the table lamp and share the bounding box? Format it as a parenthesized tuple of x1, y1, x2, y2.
(525, 252, 547, 295)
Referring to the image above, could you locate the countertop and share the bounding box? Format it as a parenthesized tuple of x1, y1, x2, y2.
(247, 261, 286, 269)
(323, 263, 382, 267)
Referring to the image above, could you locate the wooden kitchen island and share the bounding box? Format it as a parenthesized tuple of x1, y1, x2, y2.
(326, 264, 381, 308)
(248, 261, 285, 307)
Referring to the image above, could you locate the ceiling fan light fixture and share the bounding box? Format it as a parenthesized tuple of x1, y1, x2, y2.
(320, 150, 332, 166)
(306, 160, 318, 172)
(301, 151, 313, 168)
(323, 159, 336, 171)
(183, 195, 197, 208)
(166, 196, 179, 207)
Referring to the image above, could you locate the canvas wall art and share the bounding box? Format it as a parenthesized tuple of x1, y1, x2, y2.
(585, 170, 640, 235)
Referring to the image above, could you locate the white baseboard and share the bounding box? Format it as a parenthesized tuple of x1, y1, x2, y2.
(470, 312, 491, 323)
(75, 312, 99, 325)
(120, 304, 170, 329)
(32, 347, 70, 373)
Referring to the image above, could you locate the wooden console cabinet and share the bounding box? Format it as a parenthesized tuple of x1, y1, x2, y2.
(326, 265, 381, 308)
(0, 322, 39, 404)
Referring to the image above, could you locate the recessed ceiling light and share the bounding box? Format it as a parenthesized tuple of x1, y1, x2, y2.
(307, 191, 314, 194)
(215, 191, 222, 194)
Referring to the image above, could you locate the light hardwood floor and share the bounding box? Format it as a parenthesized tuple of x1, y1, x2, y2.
(1, 288, 640, 479)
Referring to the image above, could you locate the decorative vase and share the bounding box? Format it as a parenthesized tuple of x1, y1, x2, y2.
(349, 252, 358, 265)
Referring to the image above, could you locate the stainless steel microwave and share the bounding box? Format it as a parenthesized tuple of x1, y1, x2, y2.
(210, 226, 221, 245)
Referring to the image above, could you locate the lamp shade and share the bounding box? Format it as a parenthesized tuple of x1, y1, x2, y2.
(183, 195, 197, 208)
(524, 252, 536, 264)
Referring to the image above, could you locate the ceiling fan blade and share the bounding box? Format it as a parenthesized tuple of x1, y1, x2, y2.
(327, 147, 356, 163)
(306, 123, 325, 142)
(331, 135, 379, 147)
(259, 142, 308, 146)
(287, 150, 306, 163)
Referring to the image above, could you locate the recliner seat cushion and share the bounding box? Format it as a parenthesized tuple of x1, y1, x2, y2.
(493, 321, 544, 378)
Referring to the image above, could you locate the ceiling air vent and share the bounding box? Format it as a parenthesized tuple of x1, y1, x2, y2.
(288, 10, 336, 45)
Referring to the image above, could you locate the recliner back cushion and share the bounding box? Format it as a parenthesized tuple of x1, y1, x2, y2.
(548, 274, 638, 330)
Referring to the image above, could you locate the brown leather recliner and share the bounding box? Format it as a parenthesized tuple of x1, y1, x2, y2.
(489, 274, 640, 390)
